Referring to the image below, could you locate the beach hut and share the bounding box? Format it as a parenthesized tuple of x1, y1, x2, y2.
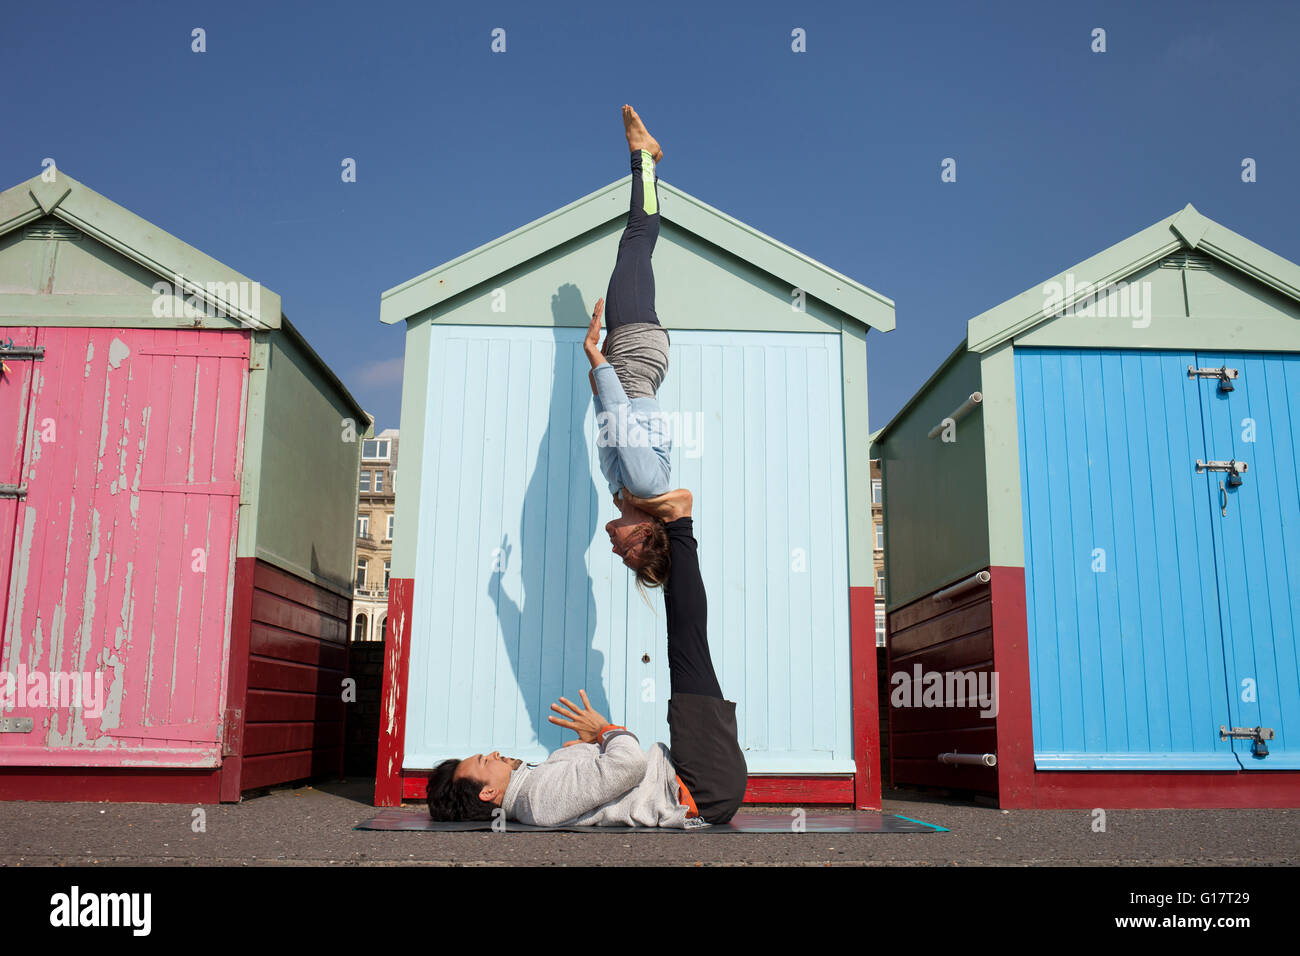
(0, 170, 368, 803)
(872, 204, 1300, 808)
(376, 174, 895, 808)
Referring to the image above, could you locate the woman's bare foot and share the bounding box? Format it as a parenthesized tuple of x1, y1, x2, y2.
(620, 487, 691, 521)
(622, 105, 663, 163)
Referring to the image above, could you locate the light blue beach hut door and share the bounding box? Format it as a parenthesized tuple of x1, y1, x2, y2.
(403, 325, 854, 774)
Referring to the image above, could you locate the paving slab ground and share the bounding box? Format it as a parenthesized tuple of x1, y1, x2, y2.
(0, 779, 1295, 866)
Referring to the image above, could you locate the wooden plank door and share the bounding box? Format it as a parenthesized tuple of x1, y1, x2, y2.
(404, 326, 853, 774)
(0, 329, 41, 652)
(1196, 351, 1300, 769)
(1015, 348, 1237, 769)
(0, 328, 249, 768)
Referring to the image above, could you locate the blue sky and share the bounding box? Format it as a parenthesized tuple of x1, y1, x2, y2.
(3, 0, 1297, 431)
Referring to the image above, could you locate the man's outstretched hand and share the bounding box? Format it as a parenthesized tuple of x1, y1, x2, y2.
(548, 689, 610, 746)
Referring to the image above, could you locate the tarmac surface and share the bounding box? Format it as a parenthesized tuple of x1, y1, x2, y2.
(0, 779, 1295, 866)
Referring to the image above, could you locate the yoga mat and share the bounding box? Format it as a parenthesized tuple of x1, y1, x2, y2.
(355, 808, 948, 833)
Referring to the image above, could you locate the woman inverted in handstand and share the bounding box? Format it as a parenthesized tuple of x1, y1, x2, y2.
(584, 105, 678, 591)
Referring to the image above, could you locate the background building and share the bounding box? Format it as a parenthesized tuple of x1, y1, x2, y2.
(353, 427, 399, 642)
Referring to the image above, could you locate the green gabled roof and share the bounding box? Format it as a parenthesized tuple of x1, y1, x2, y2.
(967, 203, 1300, 353)
(380, 175, 895, 331)
(0, 169, 282, 331)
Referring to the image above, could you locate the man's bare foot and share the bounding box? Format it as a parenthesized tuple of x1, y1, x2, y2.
(622, 105, 663, 163)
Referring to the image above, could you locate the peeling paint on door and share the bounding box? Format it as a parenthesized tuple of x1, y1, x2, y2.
(0, 328, 250, 768)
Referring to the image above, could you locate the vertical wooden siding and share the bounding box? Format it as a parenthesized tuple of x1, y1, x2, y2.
(1197, 351, 1300, 769)
(0, 328, 248, 767)
(1016, 347, 1258, 769)
(404, 326, 853, 773)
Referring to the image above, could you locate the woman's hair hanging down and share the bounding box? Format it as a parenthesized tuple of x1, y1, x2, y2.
(632, 517, 671, 605)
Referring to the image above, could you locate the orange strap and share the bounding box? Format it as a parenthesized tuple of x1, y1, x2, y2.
(676, 775, 699, 818)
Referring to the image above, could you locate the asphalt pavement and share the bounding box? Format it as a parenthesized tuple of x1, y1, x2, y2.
(0, 778, 1295, 866)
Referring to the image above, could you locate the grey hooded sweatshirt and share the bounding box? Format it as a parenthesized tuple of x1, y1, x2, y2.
(500, 725, 701, 828)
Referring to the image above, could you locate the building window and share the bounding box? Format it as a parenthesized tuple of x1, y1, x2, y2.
(871, 478, 882, 505)
(360, 471, 370, 493)
(380, 616, 388, 640)
(384, 559, 391, 589)
(356, 562, 367, 590)
(386, 514, 394, 540)
(354, 613, 368, 642)
(374, 470, 384, 493)
(875, 523, 884, 551)
(875, 604, 886, 646)
(357, 515, 369, 538)
(363, 439, 390, 460)
(875, 570, 885, 594)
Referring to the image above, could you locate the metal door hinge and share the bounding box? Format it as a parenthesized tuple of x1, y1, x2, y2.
(222, 708, 243, 757)
(1220, 725, 1274, 757)
(0, 717, 34, 733)
(1188, 365, 1238, 392)
(0, 484, 27, 499)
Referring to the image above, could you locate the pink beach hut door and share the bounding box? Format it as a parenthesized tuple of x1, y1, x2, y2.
(0, 328, 249, 768)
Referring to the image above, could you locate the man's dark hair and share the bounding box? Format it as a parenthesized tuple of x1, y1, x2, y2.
(427, 757, 498, 821)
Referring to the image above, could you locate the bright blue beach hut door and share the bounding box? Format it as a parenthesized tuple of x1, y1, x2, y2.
(1016, 348, 1300, 770)
(1194, 352, 1300, 769)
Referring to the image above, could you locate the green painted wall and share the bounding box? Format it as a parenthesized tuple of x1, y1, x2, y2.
(402, 220, 846, 335)
(390, 315, 431, 578)
(872, 345, 989, 610)
(244, 321, 364, 597)
(0, 216, 277, 331)
(979, 342, 1024, 569)
(1015, 256, 1300, 350)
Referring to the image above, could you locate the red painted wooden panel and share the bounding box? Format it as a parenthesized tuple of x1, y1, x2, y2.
(375, 579, 414, 806)
(887, 574, 1000, 794)
(245, 688, 346, 724)
(0, 329, 249, 768)
(850, 585, 880, 810)
(239, 747, 343, 792)
(0, 766, 222, 803)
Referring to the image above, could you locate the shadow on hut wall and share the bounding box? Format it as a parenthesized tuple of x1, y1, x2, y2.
(487, 282, 608, 751)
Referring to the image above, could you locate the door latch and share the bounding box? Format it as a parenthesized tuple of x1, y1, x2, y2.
(1196, 459, 1247, 487)
(1188, 365, 1238, 392)
(1220, 725, 1274, 757)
